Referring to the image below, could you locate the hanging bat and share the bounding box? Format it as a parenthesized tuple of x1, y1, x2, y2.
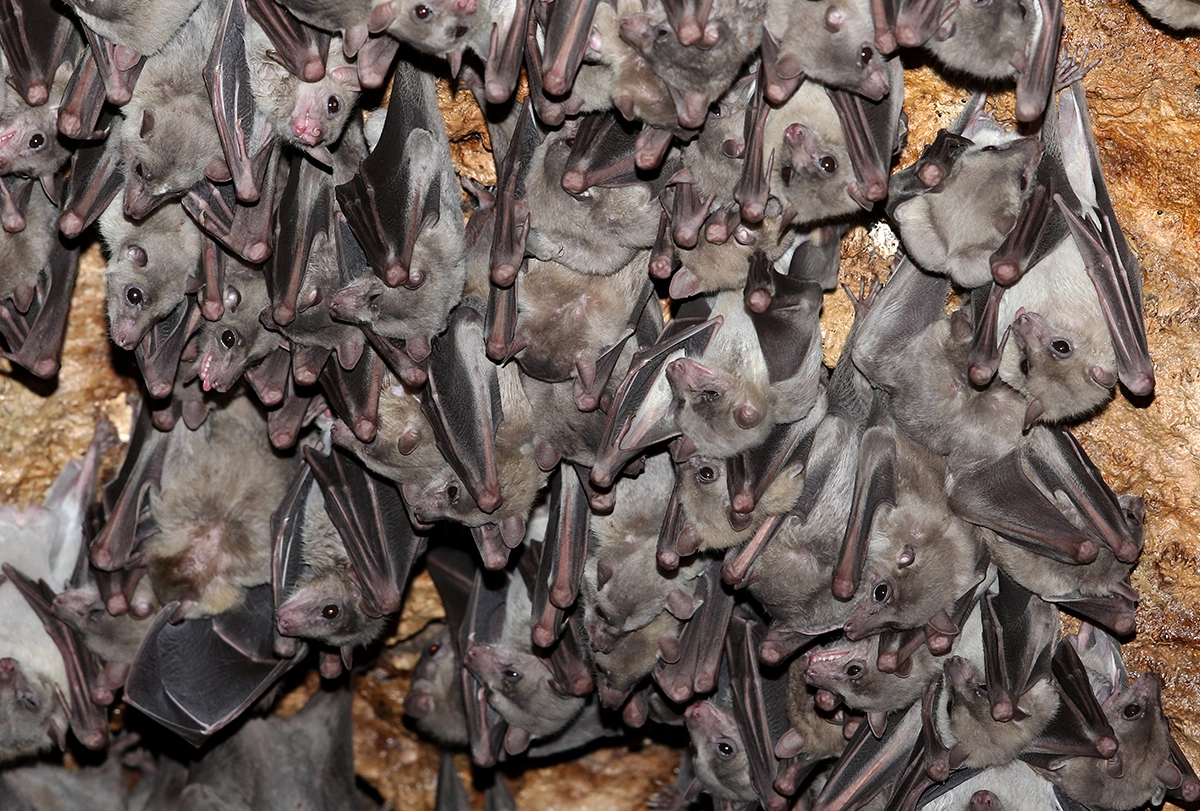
(192, 252, 284, 394)
(0, 62, 74, 189)
(0, 0, 81, 108)
(0, 428, 110, 762)
(804, 632, 942, 724)
(58, 0, 208, 59)
(762, 0, 891, 102)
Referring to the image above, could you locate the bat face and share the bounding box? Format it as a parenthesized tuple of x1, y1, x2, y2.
(684, 700, 758, 802)
(0, 659, 63, 765)
(195, 274, 278, 394)
(924, 0, 1030, 83)
(119, 95, 223, 218)
(371, 0, 479, 57)
(405, 626, 470, 747)
(275, 570, 386, 646)
(805, 636, 939, 714)
(462, 642, 586, 736)
(0, 93, 71, 181)
(668, 357, 774, 457)
(765, 0, 889, 100)
(674, 454, 751, 550)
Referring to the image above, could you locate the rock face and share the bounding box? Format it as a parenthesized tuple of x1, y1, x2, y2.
(3, 0, 1200, 806)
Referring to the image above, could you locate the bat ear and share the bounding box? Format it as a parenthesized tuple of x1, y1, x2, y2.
(596, 561, 614, 590)
(1089, 364, 1117, 388)
(824, 7, 845, 31)
(125, 245, 147, 267)
(1022, 398, 1045, 432)
(140, 111, 155, 138)
(225, 285, 241, 310)
(897, 544, 915, 568)
(329, 65, 362, 92)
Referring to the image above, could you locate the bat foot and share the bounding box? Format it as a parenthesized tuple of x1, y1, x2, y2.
(968, 362, 997, 387)
(990, 698, 1014, 722)
(991, 260, 1022, 286)
(1096, 735, 1119, 759)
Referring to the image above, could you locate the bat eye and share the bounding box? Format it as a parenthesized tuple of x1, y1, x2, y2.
(413, 4, 432, 19)
(872, 582, 890, 603)
(327, 96, 341, 115)
(322, 604, 340, 619)
(655, 24, 671, 41)
(126, 287, 144, 306)
(502, 668, 522, 684)
(819, 155, 837, 174)
(446, 483, 460, 504)
(1019, 356, 1030, 376)
(220, 329, 236, 349)
(780, 165, 793, 184)
(699, 388, 720, 403)
(16, 693, 38, 711)
(1050, 339, 1072, 356)
(1122, 702, 1142, 719)
(859, 46, 873, 65)
(981, 145, 999, 152)
(716, 741, 736, 759)
(696, 465, 717, 484)
(427, 643, 440, 655)
(454, 24, 468, 38)
(595, 605, 609, 621)
(846, 663, 864, 678)
(27, 132, 44, 150)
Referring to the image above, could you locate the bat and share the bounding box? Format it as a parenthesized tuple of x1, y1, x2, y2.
(174, 686, 360, 809)
(804, 632, 942, 723)
(59, 0, 207, 59)
(192, 251, 284, 394)
(98, 199, 204, 352)
(245, 0, 332, 82)
(0, 427, 110, 762)
(761, 0, 891, 102)
(245, 22, 361, 159)
(335, 56, 466, 296)
(0, 63, 73, 190)
(113, 0, 226, 219)
(1133, 0, 1200, 29)
(618, 0, 765, 130)
(367, 0, 484, 58)
(0, 0, 81, 108)
(682, 657, 761, 806)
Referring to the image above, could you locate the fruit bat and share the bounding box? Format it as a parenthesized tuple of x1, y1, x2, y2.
(0, 0, 80, 108)
(0, 428, 110, 762)
(849, 258, 1142, 570)
(804, 632, 941, 720)
(193, 253, 283, 394)
(59, 0, 207, 59)
(112, 0, 225, 219)
(174, 687, 360, 810)
(98, 199, 204, 352)
(367, 0, 488, 59)
(0, 62, 73, 188)
(1133, 0, 1200, 28)
(761, 0, 891, 102)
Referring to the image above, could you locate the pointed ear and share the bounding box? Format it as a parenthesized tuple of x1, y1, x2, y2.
(1022, 398, 1045, 432)
(329, 65, 362, 93)
(596, 561, 613, 590)
(140, 110, 155, 138)
(897, 544, 915, 568)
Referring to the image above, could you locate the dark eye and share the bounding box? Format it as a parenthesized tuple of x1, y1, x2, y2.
(446, 484, 459, 504)
(126, 287, 144, 306)
(17, 693, 37, 711)
(846, 663, 863, 678)
(326, 96, 340, 115)
(716, 741, 735, 759)
(454, 24, 468, 37)
(427, 643, 440, 655)
(1050, 339, 1072, 356)
(502, 668, 521, 684)
(981, 145, 999, 152)
(27, 132, 44, 150)
(819, 155, 838, 174)
(322, 604, 340, 619)
(1019, 356, 1031, 376)
(859, 46, 873, 64)
(696, 465, 717, 484)
(780, 165, 793, 184)
(655, 24, 671, 41)
(1123, 702, 1142, 719)
(699, 389, 720, 403)
(220, 329, 236, 349)
(414, 4, 431, 18)
(873, 582, 890, 603)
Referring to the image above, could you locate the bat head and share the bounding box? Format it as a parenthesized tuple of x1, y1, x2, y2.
(194, 280, 275, 394)
(405, 627, 469, 746)
(592, 609, 681, 695)
(276, 571, 388, 647)
(785, 0, 891, 101)
(0, 97, 70, 181)
(0, 657, 63, 764)
(684, 700, 757, 802)
(372, 0, 479, 57)
(104, 245, 195, 352)
(776, 115, 859, 228)
(843, 504, 983, 640)
(804, 639, 875, 699)
(462, 642, 585, 736)
(675, 454, 752, 550)
(667, 358, 774, 459)
(943, 656, 1060, 768)
(119, 97, 222, 218)
(1002, 308, 1117, 424)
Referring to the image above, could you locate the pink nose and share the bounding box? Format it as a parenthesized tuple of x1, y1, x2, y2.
(292, 116, 323, 145)
(456, 0, 476, 12)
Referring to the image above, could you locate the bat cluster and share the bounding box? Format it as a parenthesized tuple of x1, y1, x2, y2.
(0, 0, 1195, 808)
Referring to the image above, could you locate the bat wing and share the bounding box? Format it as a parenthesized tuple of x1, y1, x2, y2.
(57, 46, 110, 141)
(882, 683, 956, 811)
(0, 0, 78, 106)
(425, 542, 478, 642)
(1013, 0, 1063, 122)
(734, 77, 771, 223)
(136, 295, 201, 401)
(811, 699, 924, 811)
(244, 344, 291, 407)
(892, 0, 946, 49)
(335, 59, 445, 288)
(421, 303, 504, 514)
(319, 343, 383, 443)
(591, 316, 721, 488)
(268, 155, 334, 326)
(725, 413, 818, 527)
(788, 224, 847, 291)
(538, 0, 602, 97)
(304, 444, 427, 616)
(270, 463, 315, 617)
(77, 25, 144, 107)
(60, 134, 123, 238)
(489, 101, 538, 287)
(833, 422, 897, 601)
(726, 615, 791, 811)
(979, 572, 1058, 722)
(124, 585, 305, 747)
(745, 252, 825, 387)
(461, 568, 511, 766)
(264, 370, 325, 450)
(434, 749, 472, 810)
(245, 0, 331, 81)
(0, 231, 78, 379)
(826, 58, 905, 210)
(183, 128, 279, 266)
(655, 557, 734, 702)
(1021, 638, 1118, 763)
(530, 466, 590, 646)
(1, 565, 109, 751)
(205, 0, 263, 204)
(484, 0, 533, 104)
(562, 111, 644, 193)
(885, 129, 974, 216)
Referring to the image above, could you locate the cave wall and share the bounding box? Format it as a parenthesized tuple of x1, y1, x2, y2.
(3, 0, 1200, 806)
